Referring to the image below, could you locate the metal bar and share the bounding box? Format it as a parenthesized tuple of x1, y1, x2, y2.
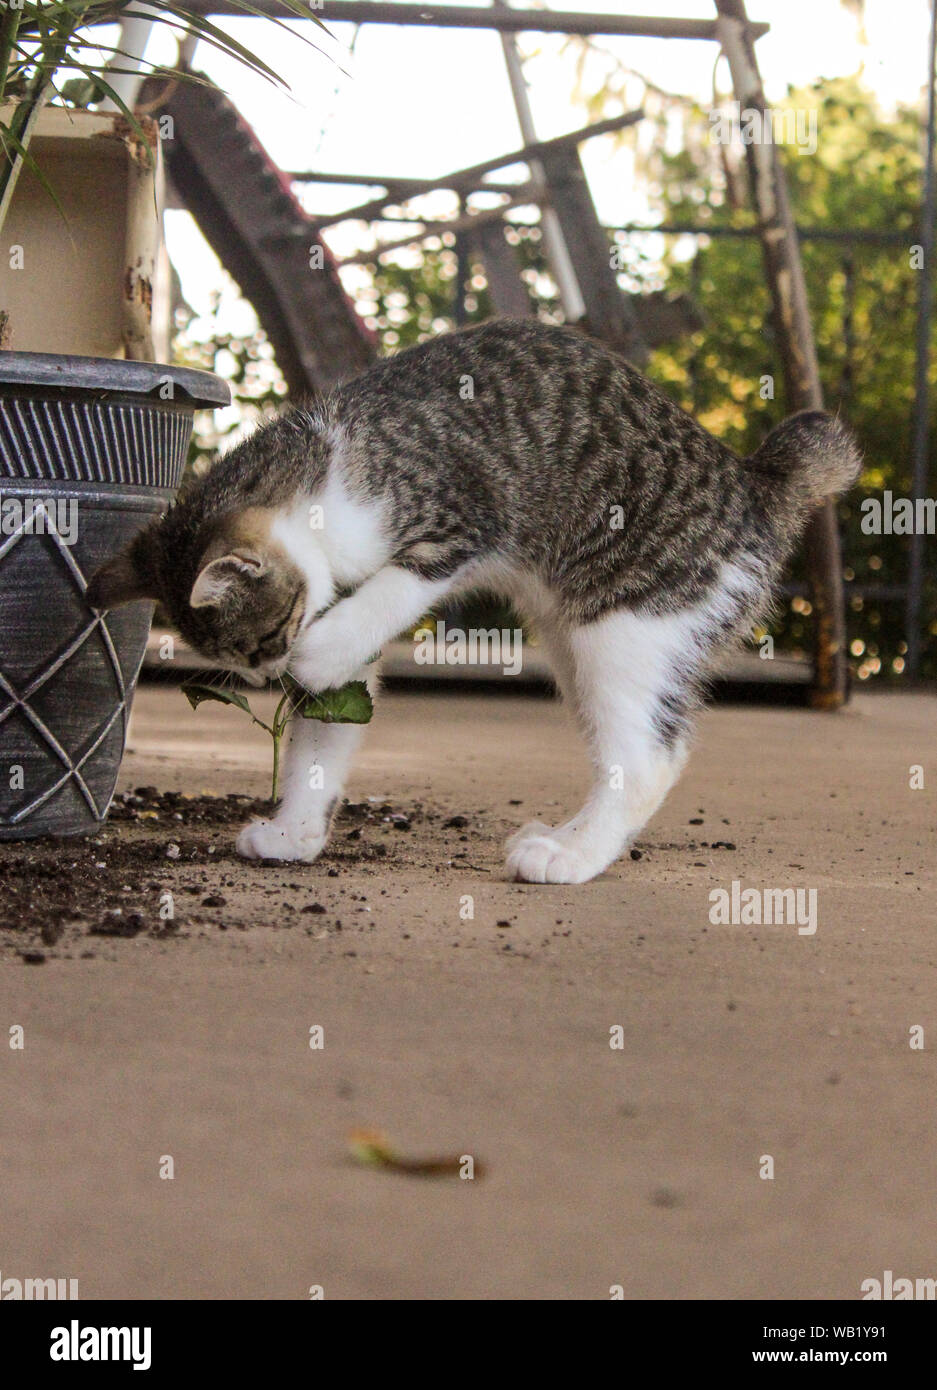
(298, 203, 910, 246)
(334, 192, 547, 266)
(290, 200, 910, 242)
(539, 142, 646, 359)
(96, 12, 154, 113)
(715, 0, 850, 710)
(464, 219, 535, 318)
(356, 199, 538, 222)
(285, 170, 531, 196)
(313, 109, 642, 229)
(184, 2, 769, 40)
(495, 0, 585, 320)
(609, 222, 911, 244)
(906, 0, 937, 678)
(454, 192, 470, 327)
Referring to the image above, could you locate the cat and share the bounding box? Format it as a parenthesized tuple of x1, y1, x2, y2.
(87, 319, 859, 883)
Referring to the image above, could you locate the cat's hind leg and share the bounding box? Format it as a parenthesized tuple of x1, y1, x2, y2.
(506, 608, 701, 884)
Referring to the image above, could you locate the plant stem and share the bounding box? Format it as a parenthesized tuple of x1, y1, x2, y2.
(271, 728, 281, 804)
(268, 688, 297, 803)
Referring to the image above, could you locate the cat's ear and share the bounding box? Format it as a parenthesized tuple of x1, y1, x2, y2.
(189, 549, 266, 609)
(86, 544, 159, 610)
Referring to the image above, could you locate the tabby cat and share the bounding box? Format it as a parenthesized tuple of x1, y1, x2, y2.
(88, 320, 859, 883)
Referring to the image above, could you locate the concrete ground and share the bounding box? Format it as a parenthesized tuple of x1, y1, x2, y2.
(1, 686, 935, 1300)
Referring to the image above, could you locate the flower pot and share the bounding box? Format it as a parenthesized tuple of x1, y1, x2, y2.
(0, 352, 229, 838)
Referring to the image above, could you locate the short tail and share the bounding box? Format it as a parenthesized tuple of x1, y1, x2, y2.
(746, 411, 861, 509)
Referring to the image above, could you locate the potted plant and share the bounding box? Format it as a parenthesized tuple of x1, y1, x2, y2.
(0, 1, 311, 838)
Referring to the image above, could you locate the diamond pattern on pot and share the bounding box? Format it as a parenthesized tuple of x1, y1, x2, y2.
(0, 501, 130, 827)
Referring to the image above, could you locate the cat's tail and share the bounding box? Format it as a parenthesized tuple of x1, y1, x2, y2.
(746, 411, 861, 513)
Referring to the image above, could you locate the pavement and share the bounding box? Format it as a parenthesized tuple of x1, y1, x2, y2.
(0, 684, 934, 1299)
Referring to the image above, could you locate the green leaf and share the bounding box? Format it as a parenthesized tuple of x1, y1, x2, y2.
(59, 75, 101, 106)
(296, 680, 374, 725)
(182, 682, 254, 716)
(121, 3, 293, 89)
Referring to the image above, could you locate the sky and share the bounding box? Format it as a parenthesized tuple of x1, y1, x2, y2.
(139, 0, 931, 323)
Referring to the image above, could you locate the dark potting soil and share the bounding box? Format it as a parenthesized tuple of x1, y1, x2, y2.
(0, 789, 433, 954)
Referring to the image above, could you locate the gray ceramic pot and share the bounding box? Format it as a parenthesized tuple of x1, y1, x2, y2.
(0, 353, 229, 838)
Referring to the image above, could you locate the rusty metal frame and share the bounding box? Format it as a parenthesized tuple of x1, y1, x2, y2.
(169, 0, 886, 700)
(714, 0, 851, 707)
(185, 2, 769, 41)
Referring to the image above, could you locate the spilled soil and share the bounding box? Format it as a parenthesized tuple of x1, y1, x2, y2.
(0, 790, 434, 956)
(0, 785, 738, 962)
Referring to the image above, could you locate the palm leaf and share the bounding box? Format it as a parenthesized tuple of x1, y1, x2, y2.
(0, 0, 335, 242)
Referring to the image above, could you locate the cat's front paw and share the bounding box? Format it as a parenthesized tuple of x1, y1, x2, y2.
(236, 818, 328, 864)
(505, 823, 600, 885)
(290, 622, 362, 695)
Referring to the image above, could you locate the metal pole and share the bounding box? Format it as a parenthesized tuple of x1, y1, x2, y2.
(97, 13, 156, 112)
(454, 192, 471, 327)
(715, 0, 850, 709)
(313, 110, 642, 229)
(334, 192, 547, 267)
(182, 3, 770, 41)
(285, 171, 532, 196)
(906, 0, 937, 678)
(493, 0, 585, 321)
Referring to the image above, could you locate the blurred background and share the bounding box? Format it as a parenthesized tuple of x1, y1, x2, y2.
(24, 0, 937, 683)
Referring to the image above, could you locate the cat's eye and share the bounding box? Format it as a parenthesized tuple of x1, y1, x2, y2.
(258, 595, 302, 651)
(238, 608, 294, 665)
(259, 620, 287, 645)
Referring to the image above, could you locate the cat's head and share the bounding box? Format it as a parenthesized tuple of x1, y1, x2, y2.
(86, 503, 326, 686)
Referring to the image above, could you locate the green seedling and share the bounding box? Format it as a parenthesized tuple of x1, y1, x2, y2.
(182, 673, 373, 803)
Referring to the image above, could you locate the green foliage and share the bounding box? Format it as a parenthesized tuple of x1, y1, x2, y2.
(182, 682, 253, 716)
(182, 674, 373, 802)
